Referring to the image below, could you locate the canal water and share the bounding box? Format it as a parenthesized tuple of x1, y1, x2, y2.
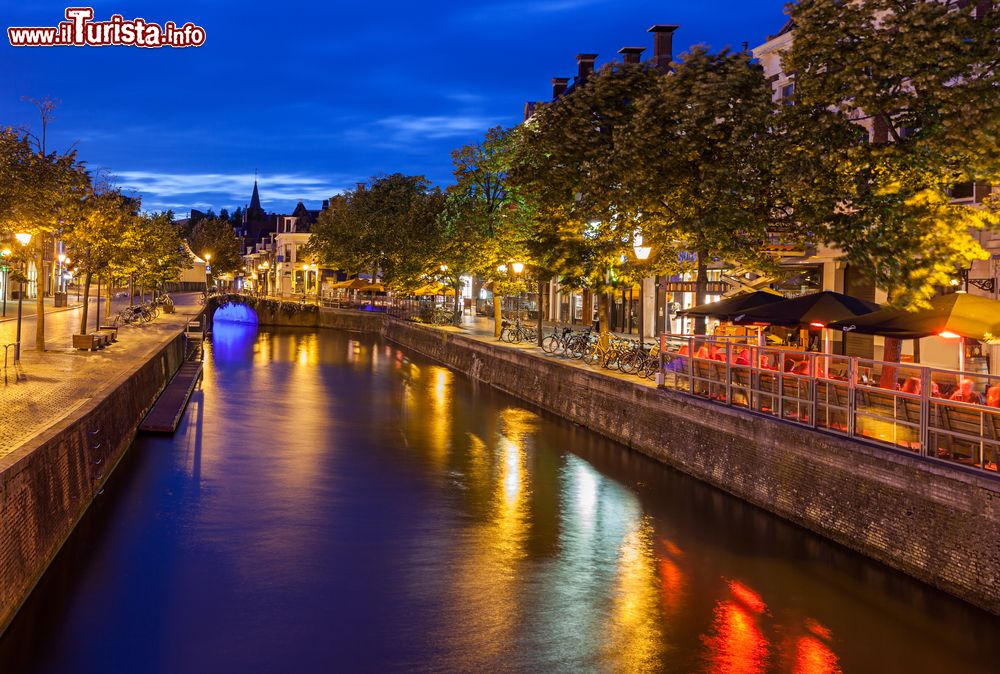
(2, 322, 999, 673)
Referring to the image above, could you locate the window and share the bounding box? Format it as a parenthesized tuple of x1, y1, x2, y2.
(781, 82, 795, 104)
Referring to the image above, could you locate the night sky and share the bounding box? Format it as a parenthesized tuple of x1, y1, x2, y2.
(2, 1, 788, 215)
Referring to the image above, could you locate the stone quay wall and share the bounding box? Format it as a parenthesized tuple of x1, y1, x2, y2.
(379, 318, 1000, 615)
(0, 333, 186, 634)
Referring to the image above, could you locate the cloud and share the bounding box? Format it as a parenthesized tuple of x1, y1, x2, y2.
(375, 114, 500, 141)
(343, 113, 501, 151)
(113, 171, 352, 211)
(459, 0, 608, 21)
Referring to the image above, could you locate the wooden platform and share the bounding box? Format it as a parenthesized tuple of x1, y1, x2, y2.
(138, 356, 203, 434)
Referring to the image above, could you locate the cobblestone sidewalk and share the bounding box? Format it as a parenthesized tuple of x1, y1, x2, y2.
(0, 298, 202, 460)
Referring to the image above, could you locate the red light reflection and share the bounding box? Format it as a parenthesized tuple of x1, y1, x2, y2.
(794, 635, 841, 674)
(703, 600, 769, 674)
(729, 580, 766, 614)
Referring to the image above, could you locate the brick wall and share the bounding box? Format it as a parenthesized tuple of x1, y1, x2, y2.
(0, 334, 186, 634)
(382, 318, 1000, 615)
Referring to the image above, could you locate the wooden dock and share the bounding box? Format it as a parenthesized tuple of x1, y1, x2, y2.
(139, 336, 203, 434)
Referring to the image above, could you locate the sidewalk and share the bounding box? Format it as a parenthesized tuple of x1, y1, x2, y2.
(0, 294, 202, 460)
(0, 296, 84, 323)
(431, 314, 659, 389)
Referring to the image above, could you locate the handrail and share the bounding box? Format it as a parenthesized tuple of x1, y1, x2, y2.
(658, 333, 1000, 476)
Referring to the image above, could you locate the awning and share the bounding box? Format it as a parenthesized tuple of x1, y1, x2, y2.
(828, 292, 1000, 342)
(330, 278, 372, 290)
(731, 291, 879, 328)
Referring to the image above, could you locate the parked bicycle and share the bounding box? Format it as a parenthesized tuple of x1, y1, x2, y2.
(499, 319, 536, 344)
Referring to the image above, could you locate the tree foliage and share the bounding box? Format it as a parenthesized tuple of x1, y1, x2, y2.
(621, 46, 784, 328)
(306, 174, 445, 289)
(189, 216, 241, 278)
(782, 0, 1000, 307)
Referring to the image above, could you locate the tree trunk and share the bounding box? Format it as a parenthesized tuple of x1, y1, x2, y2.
(129, 274, 135, 306)
(453, 280, 462, 324)
(106, 275, 113, 320)
(493, 293, 503, 338)
(79, 272, 92, 335)
(879, 337, 903, 389)
(536, 278, 544, 347)
(598, 291, 610, 348)
(694, 249, 708, 336)
(94, 275, 101, 333)
(34, 244, 45, 352)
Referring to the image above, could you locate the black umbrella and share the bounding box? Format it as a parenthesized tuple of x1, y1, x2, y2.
(676, 290, 786, 320)
(828, 292, 1000, 341)
(731, 291, 880, 328)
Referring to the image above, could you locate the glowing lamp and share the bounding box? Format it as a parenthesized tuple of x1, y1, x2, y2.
(634, 246, 651, 260)
(511, 262, 524, 274)
(57, 253, 66, 263)
(497, 264, 507, 274)
(205, 253, 212, 261)
(809, 322, 825, 328)
(15, 232, 31, 246)
(938, 331, 961, 339)
(1, 248, 10, 257)
(440, 264, 448, 272)
(63, 256, 70, 264)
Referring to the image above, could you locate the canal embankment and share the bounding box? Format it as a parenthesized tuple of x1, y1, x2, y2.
(0, 316, 191, 635)
(371, 316, 1000, 615)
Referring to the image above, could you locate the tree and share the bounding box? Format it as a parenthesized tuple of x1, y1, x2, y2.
(189, 216, 240, 285)
(306, 174, 445, 288)
(438, 127, 528, 332)
(620, 46, 784, 333)
(63, 182, 133, 334)
(510, 60, 663, 339)
(0, 125, 88, 350)
(119, 210, 190, 301)
(780, 0, 1000, 310)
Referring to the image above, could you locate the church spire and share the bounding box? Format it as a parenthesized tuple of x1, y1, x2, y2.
(249, 171, 262, 212)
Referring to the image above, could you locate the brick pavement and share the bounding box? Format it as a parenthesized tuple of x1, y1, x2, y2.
(438, 314, 659, 389)
(0, 294, 203, 459)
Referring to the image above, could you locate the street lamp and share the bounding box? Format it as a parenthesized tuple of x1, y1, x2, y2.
(632, 232, 652, 341)
(13, 232, 32, 361)
(1, 248, 10, 318)
(511, 261, 524, 274)
(204, 253, 212, 292)
(57, 253, 66, 294)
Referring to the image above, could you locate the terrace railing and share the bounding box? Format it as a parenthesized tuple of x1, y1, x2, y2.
(658, 334, 1000, 475)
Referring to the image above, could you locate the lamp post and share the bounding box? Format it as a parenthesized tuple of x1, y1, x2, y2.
(14, 232, 32, 361)
(260, 260, 270, 296)
(204, 253, 212, 293)
(1, 248, 10, 318)
(57, 253, 66, 293)
(633, 233, 651, 342)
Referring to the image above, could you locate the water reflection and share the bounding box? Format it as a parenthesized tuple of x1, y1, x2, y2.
(2, 325, 999, 674)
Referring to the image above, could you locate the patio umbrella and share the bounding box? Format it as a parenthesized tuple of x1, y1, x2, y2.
(678, 289, 785, 320)
(330, 278, 371, 290)
(731, 291, 880, 328)
(359, 283, 385, 292)
(828, 292, 1000, 342)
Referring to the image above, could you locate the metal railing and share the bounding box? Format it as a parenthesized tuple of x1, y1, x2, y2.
(658, 334, 1000, 475)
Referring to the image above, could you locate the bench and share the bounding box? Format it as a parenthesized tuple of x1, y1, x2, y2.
(930, 401, 995, 467)
(72, 333, 109, 351)
(98, 317, 119, 341)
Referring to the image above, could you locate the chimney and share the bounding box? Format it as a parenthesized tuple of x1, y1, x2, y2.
(552, 77, 570, 100)
(618, 46, 645, 65)
(576, 53, 597, 85)
(648, 24, 679, 71)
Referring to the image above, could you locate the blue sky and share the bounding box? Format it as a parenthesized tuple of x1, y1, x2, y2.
(1, 1, 788, 216)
